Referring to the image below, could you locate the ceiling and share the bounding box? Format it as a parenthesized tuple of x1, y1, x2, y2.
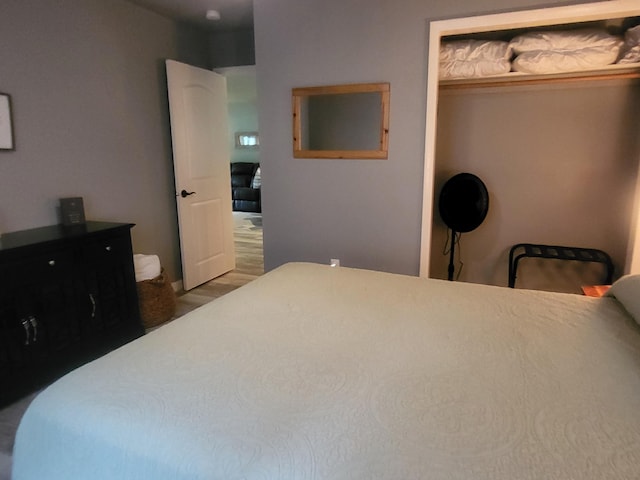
(126, 0, 253, 32)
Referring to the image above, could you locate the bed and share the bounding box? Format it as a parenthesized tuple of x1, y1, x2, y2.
(12, 262, 640, 479)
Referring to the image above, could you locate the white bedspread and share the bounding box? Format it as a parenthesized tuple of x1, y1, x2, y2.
(12, 263, 640, 479)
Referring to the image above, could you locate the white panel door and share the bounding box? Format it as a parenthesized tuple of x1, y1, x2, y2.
(166, 60, 235, 290)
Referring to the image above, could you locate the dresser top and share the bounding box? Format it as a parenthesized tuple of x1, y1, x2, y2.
(0, 221, 134, 253)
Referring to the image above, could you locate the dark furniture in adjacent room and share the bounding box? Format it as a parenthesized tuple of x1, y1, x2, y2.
(231, 162, 261, 213)
(0, 221, 144, 407)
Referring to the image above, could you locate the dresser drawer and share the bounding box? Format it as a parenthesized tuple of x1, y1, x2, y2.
(82, 235, 131, 265)
(8, 249, 75, 285)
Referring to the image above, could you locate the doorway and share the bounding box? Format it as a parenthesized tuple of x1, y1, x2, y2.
(216, 65, 265, 280)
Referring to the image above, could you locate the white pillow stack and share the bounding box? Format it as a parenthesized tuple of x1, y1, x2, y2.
(618, 25, 640, 64)
(439, 40, 512, 79)
(510, 29, 623, 74)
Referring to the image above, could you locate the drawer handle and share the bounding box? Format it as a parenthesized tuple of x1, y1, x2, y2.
(48, 260, 56, 266)
(21, 318, 31, 345)
(105, 246, 112, 252)
(29, 316, 38, 343)
(89, 293, 96, 318)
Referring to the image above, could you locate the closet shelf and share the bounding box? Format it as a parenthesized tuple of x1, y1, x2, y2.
(439, 62, 640, 89)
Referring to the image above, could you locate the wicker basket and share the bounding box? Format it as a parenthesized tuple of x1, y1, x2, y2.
(136, 268, 176, 329)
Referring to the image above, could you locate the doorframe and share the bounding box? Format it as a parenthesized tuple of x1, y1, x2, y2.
(419, 0, 640, 278)
(213, 65, 265, 265)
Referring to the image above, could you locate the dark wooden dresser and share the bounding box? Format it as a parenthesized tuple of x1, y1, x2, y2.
(0, 221, 144, 407)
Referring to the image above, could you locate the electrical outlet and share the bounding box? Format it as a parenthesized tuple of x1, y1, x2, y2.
(330, 258, 340, 267)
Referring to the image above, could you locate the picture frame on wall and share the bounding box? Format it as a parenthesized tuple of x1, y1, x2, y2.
(0, 93, 15, 151)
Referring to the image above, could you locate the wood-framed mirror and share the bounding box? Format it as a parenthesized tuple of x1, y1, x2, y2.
(292, 82, 390, 159)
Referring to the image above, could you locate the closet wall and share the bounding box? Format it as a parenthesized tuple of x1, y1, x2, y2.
(421, 1, 640, 293)
(430, 80, 640, 291)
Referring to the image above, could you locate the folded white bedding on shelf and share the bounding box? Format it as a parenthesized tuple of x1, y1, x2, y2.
(439, 39, 511, 79)
(619, 24, 640, 64)
(439, 26, 640, 80)
(510, 28, 623, 74)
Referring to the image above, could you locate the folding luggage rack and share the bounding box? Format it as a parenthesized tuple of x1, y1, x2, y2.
(508, 243, 614, 288)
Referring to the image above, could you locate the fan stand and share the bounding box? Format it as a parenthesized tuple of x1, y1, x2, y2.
(438, 172, 489, 282)
(447, 229, 457, 281)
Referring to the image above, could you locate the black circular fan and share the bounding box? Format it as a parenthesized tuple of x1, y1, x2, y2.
(438, 173, 489, 280)
(439, 173, 489, 232)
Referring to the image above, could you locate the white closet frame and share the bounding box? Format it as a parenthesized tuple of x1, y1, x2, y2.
(419, 0, 640, 278)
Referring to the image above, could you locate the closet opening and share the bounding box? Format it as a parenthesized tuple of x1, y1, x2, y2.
(419, 0, 640, 293)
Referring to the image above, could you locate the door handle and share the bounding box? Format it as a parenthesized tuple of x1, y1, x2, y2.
(180, 189, 196, 198)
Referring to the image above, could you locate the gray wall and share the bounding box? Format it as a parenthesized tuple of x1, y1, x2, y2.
(253, 0, 617, 277)
(2, 0, 622, 288)
(210, 28, 255, 68)
(0, 0, 210, 282)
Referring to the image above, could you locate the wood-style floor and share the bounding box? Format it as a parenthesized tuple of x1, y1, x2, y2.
(172, 211, 264, 319)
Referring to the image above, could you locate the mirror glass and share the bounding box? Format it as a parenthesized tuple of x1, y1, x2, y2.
(293, 83, 389, 159)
